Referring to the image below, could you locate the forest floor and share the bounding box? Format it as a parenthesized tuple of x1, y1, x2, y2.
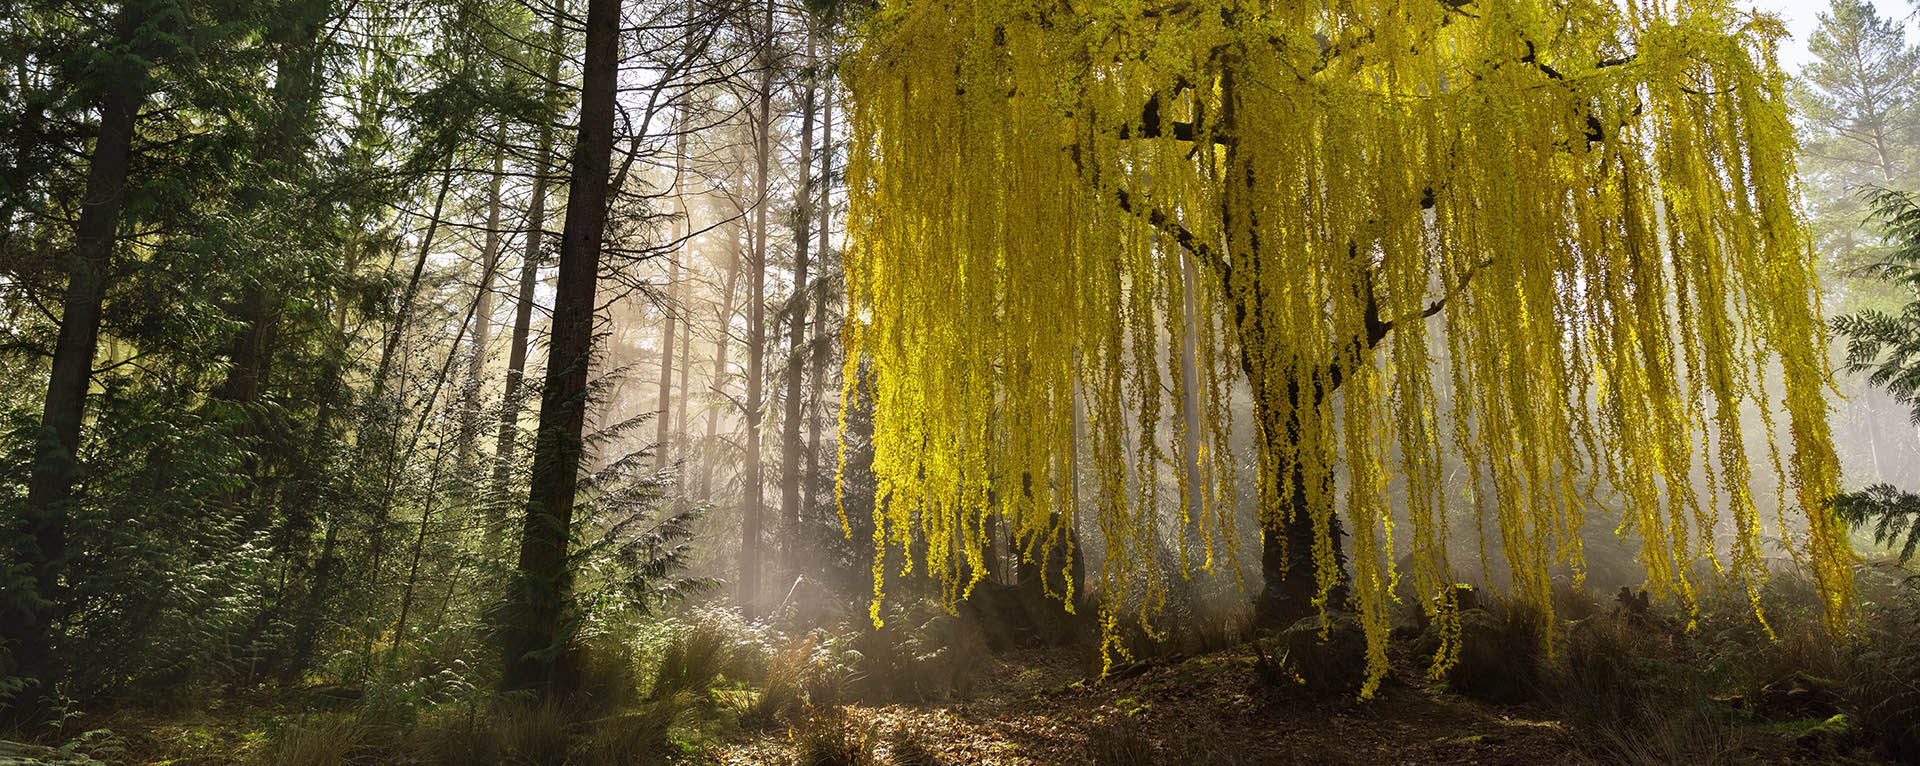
(697, 642, 1845, 766)
(49, 628, 1871, 765)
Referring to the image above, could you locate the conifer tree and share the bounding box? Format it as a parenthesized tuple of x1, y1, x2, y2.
(503, 0, 623, 696)
(1798, 0, 1919, 188)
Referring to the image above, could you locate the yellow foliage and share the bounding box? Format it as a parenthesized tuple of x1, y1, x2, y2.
(838, 0, 1851, 696)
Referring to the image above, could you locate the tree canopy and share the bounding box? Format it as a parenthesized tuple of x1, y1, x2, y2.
(841, 0, 1851, 693)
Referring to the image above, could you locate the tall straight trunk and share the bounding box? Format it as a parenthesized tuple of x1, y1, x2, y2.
(502, 0, 621, 697)
(654, 0, 698, 467)
(278, 507, 341, 684)
(490, 12, 566, 547)
(1177, 248, 1203, 566)
(698, 239, 740, 500)
(675, 270, 692, 463)
(654, 265, 679, 462)
(260, 15, 350, 662)
(375, 241, 501, 660)
(213, 282, 279, 534)
(392, 429, 455, 644)
(802, 61, 834, 514)
(357, 170, 454, 648)
(740, 0, 776, 616)
(217, 4, 326, 412)
(460, 131, 508, 472)
(12, 4, 154, 715)
(372, 172, 455, 400)
(1249, 398, 1349, 626)
(777, 27, 818, 578)
(219, 283, 280, 406)
(654, 140, 685, 463)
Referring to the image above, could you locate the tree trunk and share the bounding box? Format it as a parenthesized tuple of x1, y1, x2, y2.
(502, 0, 621, 697)
(653, 162, 682, 464)
(489, 13, 565, 553)
(697, 236, 740, 500)
(1177, 246, 1203, 570)
(740, 0, 776, 617)
(357, 171, 453, 662)
(218, 285, 281, 406)
(654, 2, 697, 469)
(654, 267, 679, 463)
(1216, 64, 1350, 628)
(459, 132, 508, 473)
(371, 172, 455, 401)
(278, 507, 342, 684)
(216, 3, 326, 413)
(778, 26, 818, 580)
(393, 431, 455, 646)
(675, 275, 692, 465)
(1250, 402, 1349, 627)
(11, 4, 153, 716)
(802, 60, 834, 515)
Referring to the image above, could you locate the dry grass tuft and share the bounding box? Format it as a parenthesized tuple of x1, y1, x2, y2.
(791, 708, 877, 766)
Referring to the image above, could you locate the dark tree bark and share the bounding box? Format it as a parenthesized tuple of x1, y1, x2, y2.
(221, 4, 333, 670)
(654, 170, 681, 463)
(654, 267, 679, 462)
(654, 4, 696, 467)
(459, 133, 508, 473)
(1220, 64, 1350, 628)
(489, 13, 565, 551)
(216, 0, 326, 411)
(739, 0, 775, 616)
(802, 58, 834, 516)
(502, 0, 621, 697)
(675, 272, 692, 463)
(1249, 400, 1350, 627)
(355, 170, 454, 665)
(697, 233, 740, 501)
(10, 3, 156, 716)
(371, 173, 454, 401)
(777, 25, 818, 581)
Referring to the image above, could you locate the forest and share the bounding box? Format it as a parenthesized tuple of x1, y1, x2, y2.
(5, 0, 1920, 763)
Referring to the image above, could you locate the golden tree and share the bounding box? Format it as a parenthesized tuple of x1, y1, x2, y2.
(839, 0, 1852, 693)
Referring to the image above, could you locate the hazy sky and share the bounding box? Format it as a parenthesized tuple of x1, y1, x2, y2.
(1744, 0, 1918, 71)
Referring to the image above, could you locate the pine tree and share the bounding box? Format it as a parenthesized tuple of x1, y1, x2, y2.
(1797, 0, 1919, 188)
(1794, 0, 1920, 497)
(503, 0, 624, 697)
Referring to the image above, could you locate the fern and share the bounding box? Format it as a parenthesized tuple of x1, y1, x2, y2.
(1834, 484, 1920, 564)
(1831, 190, 1920, 564)
(1834, 189, 1920, 423)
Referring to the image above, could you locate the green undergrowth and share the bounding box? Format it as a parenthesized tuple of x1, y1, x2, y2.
(13, 567, 1920, 765)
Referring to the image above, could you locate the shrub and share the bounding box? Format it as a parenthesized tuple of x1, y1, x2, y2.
(1434, 601, 1547, 703)
(1083, 717, 1157, 766)
(741, 638, 812, 729)
(1555, 611, 1677, 725)
(1575, 702, 1749, 766)
(649, 621, 736, 702)
(481, 702, 574, 766)
(1840, 576, 1920, 761)
(791, 708, 877, 766)
(885, 724, 944, 766)
(576, 693, 691, 764)
(1257, 611, 1367, 697)
(572, 634, 645, 713)
(251, 714, 363, 766)
(828, 601, 986, 703)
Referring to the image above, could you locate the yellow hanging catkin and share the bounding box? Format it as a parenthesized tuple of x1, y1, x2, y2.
(838, 0, 1853, 696)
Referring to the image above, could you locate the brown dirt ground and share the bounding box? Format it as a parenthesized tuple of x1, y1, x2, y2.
(699, 642, 1841, 766)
